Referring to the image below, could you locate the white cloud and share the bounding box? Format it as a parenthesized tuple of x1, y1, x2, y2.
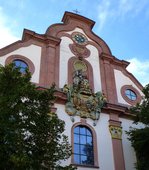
(126, 58, 149, 86)
(97, 1, 110, 30)
(97, 0, 149, 31)
(118, 0, 149, 17)
(0, 7, 19, 48)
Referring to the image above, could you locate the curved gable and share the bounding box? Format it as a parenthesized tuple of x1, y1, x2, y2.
(46, 11, 112, 55)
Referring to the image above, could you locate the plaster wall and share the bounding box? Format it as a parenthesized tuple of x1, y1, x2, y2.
(59, 29, 102, 92)
(55, 103, 114, 170)
(120, 118, 144, 170)
(0, 44, 41, 83)
(59, 37, 74, 87)
(95, 113, 114, 170)
(86, 45, 102, 92)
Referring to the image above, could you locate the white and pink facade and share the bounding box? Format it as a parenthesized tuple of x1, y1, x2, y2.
(0, 12, 143, 170)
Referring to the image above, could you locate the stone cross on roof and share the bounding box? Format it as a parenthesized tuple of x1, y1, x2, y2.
(73, 9, 80, 14)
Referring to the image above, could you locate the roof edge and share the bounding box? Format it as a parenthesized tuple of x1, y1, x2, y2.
(62, 11, 95, 29)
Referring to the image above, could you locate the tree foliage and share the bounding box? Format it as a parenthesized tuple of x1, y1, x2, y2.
(0, 64, 76, 170)
(127, 84, 149, 170)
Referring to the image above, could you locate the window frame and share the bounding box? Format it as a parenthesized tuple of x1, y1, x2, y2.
(71, 120, 99, 168)
(121, 85, 142, 105)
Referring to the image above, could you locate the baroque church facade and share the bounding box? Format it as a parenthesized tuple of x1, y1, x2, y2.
(0, 12, 143, 170)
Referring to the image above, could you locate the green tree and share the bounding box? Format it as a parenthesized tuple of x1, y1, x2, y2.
(0, 64, 76, 170)
(127, 84, 149, 170)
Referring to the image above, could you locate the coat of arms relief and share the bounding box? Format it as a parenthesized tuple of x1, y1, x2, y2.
(63, 68, 107, 126)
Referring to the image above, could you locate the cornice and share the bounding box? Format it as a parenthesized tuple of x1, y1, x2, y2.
(23, 29, 61, 45)
(101, 52, 130, 68)
(36, 86, 135, 119)
(62, 11, 95, 29)
(101, 52, 143, 91)
(53, 90, 135, 119)
(45, 12, 112, 55)
(0, 29, 61, 57)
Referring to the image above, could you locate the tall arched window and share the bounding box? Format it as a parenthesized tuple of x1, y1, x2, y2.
(73, 125, 94, 165)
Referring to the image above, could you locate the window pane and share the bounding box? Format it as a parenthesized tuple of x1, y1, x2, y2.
(80, 145, 86, 155)
(81, 155, 87, 164)
(132, 96, 137, 100)
(74, 144, 79, 154)
(87, 136, 92, 145)
(74, 126, 79, 134)
(74, 154, 80, 164)
(130, 91, 135, 96)
(80, 135, 86, 144)
(13, 60, 28, 73)
(84, 145, 93, 156)
(86, 156, 94, 165)
(86, 129, 91, 136)
(125, 89, 137, 101)
(74, 134, 79, 143)
(87, 146, 94, 156)
(125, 90, 130, 95)
(80, 127, 86, 135)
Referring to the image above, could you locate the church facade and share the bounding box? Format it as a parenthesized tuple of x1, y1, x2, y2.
(0, 12, 143, 170)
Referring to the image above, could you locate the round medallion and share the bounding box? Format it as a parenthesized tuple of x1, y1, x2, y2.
(73, 60, 87, 72)
(72, 32, 87, 45)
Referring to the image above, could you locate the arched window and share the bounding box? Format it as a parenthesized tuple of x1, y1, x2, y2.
(73, 125, 94, 165)
(5, 55, 35, 75)
(13, 59, 28, 73)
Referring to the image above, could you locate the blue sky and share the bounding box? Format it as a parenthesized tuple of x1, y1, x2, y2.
(0, 0, 149, 86)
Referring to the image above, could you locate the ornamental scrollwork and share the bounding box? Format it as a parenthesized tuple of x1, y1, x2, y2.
(63, 69, 107, 125)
